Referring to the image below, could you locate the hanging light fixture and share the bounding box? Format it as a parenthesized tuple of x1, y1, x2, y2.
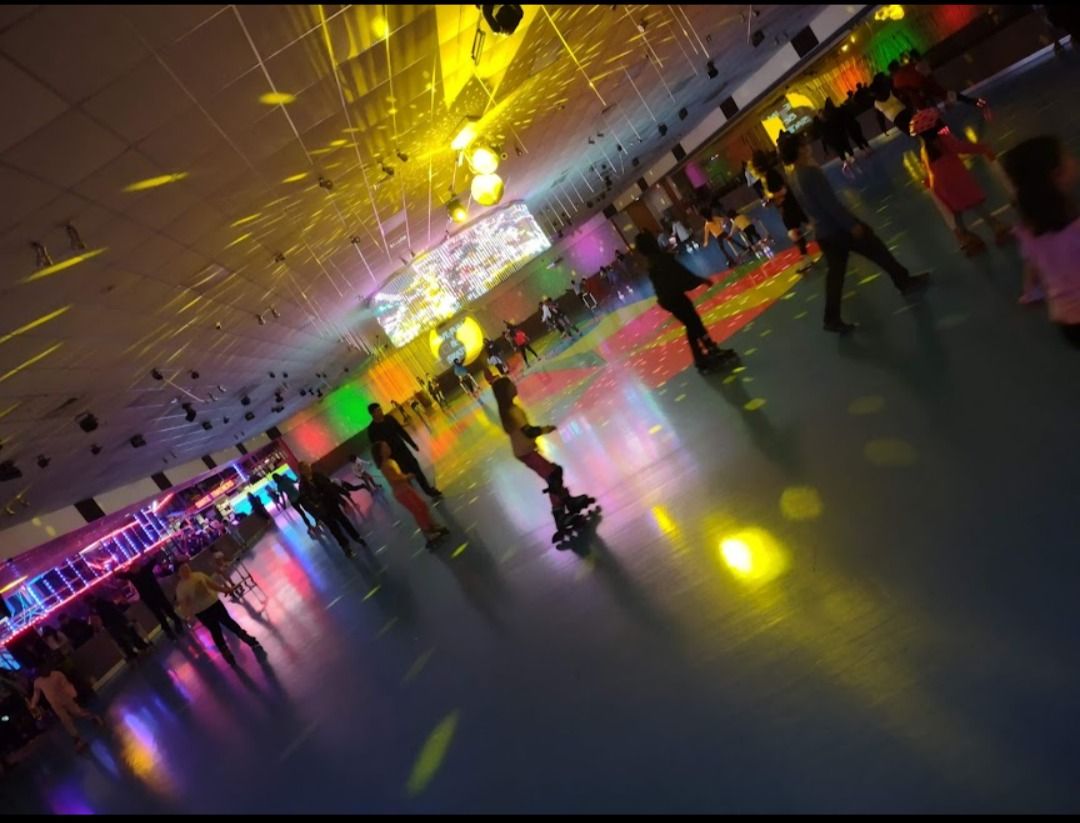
(447, 197, 468, 223)
(467, 145, 499, 175)
(470, 172, 505, 207)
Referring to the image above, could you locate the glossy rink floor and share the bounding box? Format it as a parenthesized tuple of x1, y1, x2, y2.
(7, 55, 1080, 814)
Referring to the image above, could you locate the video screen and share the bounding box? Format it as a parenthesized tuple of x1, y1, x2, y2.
(373, 202, 551, 347)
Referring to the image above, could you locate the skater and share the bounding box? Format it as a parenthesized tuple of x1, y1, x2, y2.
(297, 462, 372, 558)
(427, 377, 447, 409)
(453, 358, 480, 396)
(89, 595, 149, 661)
(372, 441, 450, 549)
(491, 375, 596, 546)
(29, 665, 103, 752)
(841, 96, 872, 154)
(819, 98, 857, 175)
(910, 108, 1009, 255)
(504, 322, 540, 367)
(118, 554, 186, 639)
(350, 452, 382, 493)
(366, 402, 443, 499)
(727, 209, 765, 251)
(635, 230, 739, 374)
(780, 132, 930, 334)
(246, 490, 271, 522)
(274, 471, 316, 529)
(751, 148, 816, 272)
(174, 562, 265, 667)
(1002, 135, 1080, 346)
(702, 206, 747, 267)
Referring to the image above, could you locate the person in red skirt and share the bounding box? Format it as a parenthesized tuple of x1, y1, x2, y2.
(910, 108, 1010, 256)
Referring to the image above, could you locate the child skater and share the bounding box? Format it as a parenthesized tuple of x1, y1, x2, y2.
(372, 441, 449, 549)
(29, 664, 104, 752)
(1002, 135, 1080, 346)
(491, 375, 595, 544)
(909, 108, 1010, 255)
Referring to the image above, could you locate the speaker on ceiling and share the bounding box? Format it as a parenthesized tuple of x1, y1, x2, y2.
(151, 471, 172, 491)
(790, 26, 819, 59)
(201, 454, 217, 469)
(636, 177, 648, 193)
(672, 143, 687, 162)
(129, 434, 146, 448)
(265, 425, 283, 440)
(74, 498, 106, 523)
(719, 96, 739, 119)
(236, 442, 248, 456)
(602, 204, 618, 219)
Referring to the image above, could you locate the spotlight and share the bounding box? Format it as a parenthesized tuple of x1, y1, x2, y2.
(256, 313, 265, 326)
(467, 146, 499, 175)
(481, 4, 524, 35)
(632, 157, 639, 166)
(316, 389, 324, 398)
(381, 164, 395, 177)
(706, 60, 718, 79)
(215, 322, 223, 330)
(90, 444, 102, 456)
(31, 242, 52, 269)
(269, 372, 276, 378)
(241, 395, 251, 406)
(270, 306, 280, 319)
(396, 150, 408, 163)
(37, 455, 50, 469)
(751, 29, 764, 48)
(130, 434, 147, 448)
(65, 224, 86, 252)
(514, 144, 524, 157)
(223, 417, 230, 424)
(151, 368, 163, 381)
(658, 123, 668, 137)
(201, 420, 213, 431)
(282, 372, 288, 378)
(471, 172, 504, 206)
(244, 411, 255, 421)
(588, 137, 596, 145)
(447, 197, 467, 223)
(0, 461, 22, 482)
(190, 370, 199, 379)
(450, 116, 480, 152)
(318, 176, 334, 191)
(77, 413, 98, 433)
(300, 389, 307, 397)
(274, 393, 283, 404)
(350, 236, 362, 245)
(182, 403, 196, 423)
(273, 252, 286, 264)
(678, 107, 688, 120)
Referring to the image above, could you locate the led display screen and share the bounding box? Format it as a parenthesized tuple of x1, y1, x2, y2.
(372, 202, 550, 347)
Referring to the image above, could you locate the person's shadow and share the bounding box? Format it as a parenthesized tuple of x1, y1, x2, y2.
(431, 508, 509, 630)
(704, 369, 803, 474)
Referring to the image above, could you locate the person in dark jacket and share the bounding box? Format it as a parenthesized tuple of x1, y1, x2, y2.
(90, 595, 149, 660)
(118, 554, 187, 639)
(635, 231, 738, 374)
(366, 403, 442, 499)
(297, 462, 371, 559)
(273, 471, 316, 528)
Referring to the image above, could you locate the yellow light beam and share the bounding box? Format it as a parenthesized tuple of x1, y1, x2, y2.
(0, 305, 72, 346)
(0, 342, 64, 384)
(124, 173, 189, 192)
(405, 711, 459, 796)
(22, 249, 108, 283)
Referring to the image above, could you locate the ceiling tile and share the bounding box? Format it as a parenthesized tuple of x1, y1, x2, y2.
(81, 56, 193, 144)
(3, 107, 127, 189)
(159, 8, 259, 101)
(0, 54, 69, 153)
(0, 164, 63, 235)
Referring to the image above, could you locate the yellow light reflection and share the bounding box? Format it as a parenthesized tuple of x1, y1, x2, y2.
(123, 173, 188, 192)
(863, 438, 918, 467)
(406, 711, 459, 796)
(230, 213, 262, 227)
(259, 91, 296, 105)
(118, 712, 177, 798)
(0, 305, 71, 346)
(780, 486, 823, 522)
(719, 528, 788, 586)
(450, 119, 479, 152)
(22, 248, 108, 283)
(371, 15, 389, 39)
(282, 172, 308, 183)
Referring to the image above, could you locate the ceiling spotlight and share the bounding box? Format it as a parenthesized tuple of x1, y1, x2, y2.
(241, 395, 251, 406)
(282, 372, 289, 378)
(450, 115, 480, 152)
(706, 59, 718, 79)
(269, 371, 276, 378)
(637, 18, 647, 33)
(471, 172, 504, 207)
(0, 461, 24, 482)
(316, 389, 324, 398)
(317, 176, 334, 191)
(35, 454, 51, 470)
(481, 4, 524, 35)
(396, 150, 408, 163)
(65, 224, 86, 252)
(244, 411, 255, 421)
(77, 413, 99, 433)
(90, 444, 102, 456)
(514, 144, 524, 157)
(447, 197, 467, 223)
(616, 143, 624, 152)
(678, 107, 688, 120)
(31, 242, 52, 269)
(190, 370, 200, 380)
(300, 389, 307, 397)
(151, 368, 163, 381)
(588, 137, 596, 145)
(750, 29, 764, 48)
(270, 306, 280, 319)
(350, 235, 362, 245)
(215, 322, 223, 330)
(381, 163, 395, 177)
(256, 313, 266, 326)
(201, 420, 213, 431)
(130, 434, 147, 448)
(273, 252, 286, 263)
(467, 145, 500, 175)
(632, 157, 640, 167)
(658, 123, 668, 136)
(181, 403, 196, 423)
(223, 416, 230, 424)
(274, 393, 283, 404)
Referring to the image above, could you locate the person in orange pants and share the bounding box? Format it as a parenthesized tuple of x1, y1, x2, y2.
(373, 441, 449, 550)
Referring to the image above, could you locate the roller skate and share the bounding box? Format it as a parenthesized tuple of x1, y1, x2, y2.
(955, 229, 986, 257)
(697, 340, 740, 375)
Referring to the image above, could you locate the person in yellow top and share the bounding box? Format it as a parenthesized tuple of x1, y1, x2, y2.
(490, 375, 596, 544)
(373, 441, 450, 549)
(727, 209, 764, 250)
(175, 563, 265, 667)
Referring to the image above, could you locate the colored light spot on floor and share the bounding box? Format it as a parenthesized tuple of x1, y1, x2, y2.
(794, 311, 808, 319)
(760, 329, 772, 337)
(467, 496, 479, 505)
(363, 585, 381, 601)
(842, 290, 857, 301)
(743, 398, 766, 411)
(451, 543, 468, 558)
(723, 375, 738, 384)
(648, 425, 662, 435)
(864, 438, 918, 467)
(858, 273, 881, 285)
(719, 528, 788, 586)
(848, 395, 885, 415)
(674, 394, 686, 402)
(402, 648, 435, 685)
(406, 711, 459, 796)
(780, 486, 824, 521)
(376, 617, 398, 638)
(744, 347, 757, 356)
(733, 366, 747, 374)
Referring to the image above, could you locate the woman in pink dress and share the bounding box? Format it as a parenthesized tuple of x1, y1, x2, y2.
(910, 108, 1010, 255)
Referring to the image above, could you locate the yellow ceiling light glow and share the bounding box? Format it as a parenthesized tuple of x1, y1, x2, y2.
(259, 91, 296, 105)
(23, 249, 107, 283)
(372, 15, 389, 39)
(0, 341, 64, 384)
(470, 172, 504, 207)
(123, 173, 188, 192)
(230, 213, 262, 227)
(0, 305, 72, 346)
(451, 116, 480, 152)
(467, 146, 499, 175)
(282, 172, 308, 183)
(719, 528, 788, 586)
(874, 4, 905, 21)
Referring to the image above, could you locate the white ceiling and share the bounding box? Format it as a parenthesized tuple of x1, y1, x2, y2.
(0, 4, 821, 524)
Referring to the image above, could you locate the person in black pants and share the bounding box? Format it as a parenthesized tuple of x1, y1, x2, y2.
(780, 133, 929, 333)
(118, 555, 186, 639)
(175, 564, 263, 667)
(366, 402, 442, 499)
(297, 462, 372, 558)
(635, 230, 738, 374)
(273, 471, 316, 528)
(89, 595, 149, 661)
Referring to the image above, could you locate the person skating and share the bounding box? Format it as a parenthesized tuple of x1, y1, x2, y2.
(702, 206, 747, 267)
(246, 490, 271, 522)
(819, 98, 858, 176)
(175, 563, 265, 667)
(29, 665, 104, 753)
(780, 132, 929, 334)
(117, 554, 186, 640)
(504, 321, 541, 367)
(350, 452, 382, 493)
(366, 402, 443, 499)
(491, 376, 596, 547)
(372, 441, 450, 550)
(297, 462, 372, 558)
(452, 358, 481, 397)
(909, 108, 1009, 255)
(635, 230, 739, 374)
(751, 148, 816, 272)
(89, 595, 149, 661)
(1002, 135, 1080, 347)
(273, 471, 317, 529)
